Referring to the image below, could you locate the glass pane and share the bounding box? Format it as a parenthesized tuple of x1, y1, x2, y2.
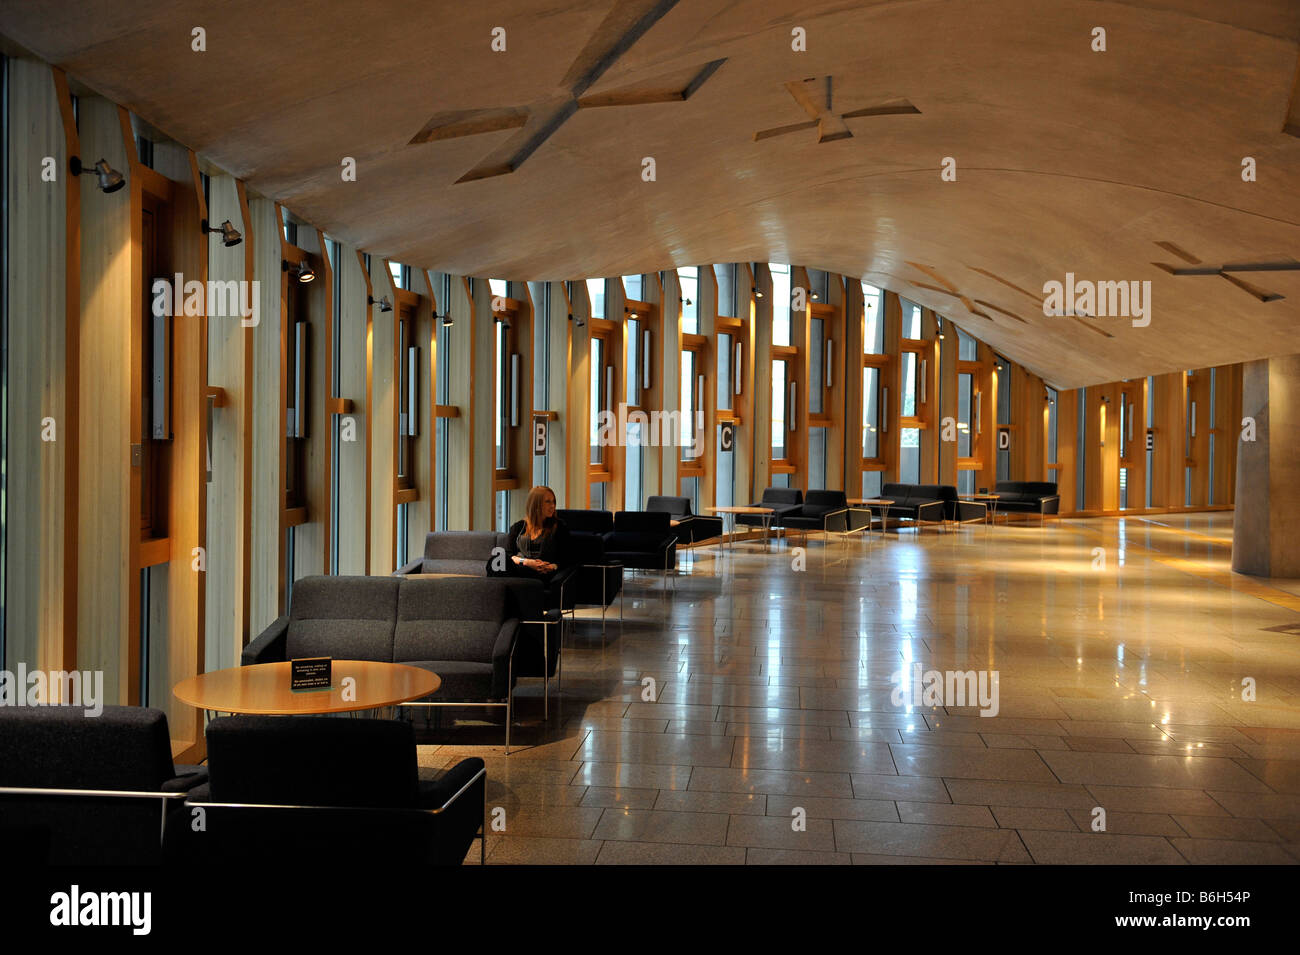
(495, 322, 506, 469)
(589, 338, 604, 465)
(901, 352, 918, 417)
(957, 326, 977, 361)
(809, 427, 827, 490)
(809, 317, 824, 414)
(626, 318, 640, 405)
(717, 426, 734, 507)
(681, 476, 699, 513)
(900, 428, 920, 483)
(862, 471, 882, 498)
(679, 267, 698, 333)
(901, 299, 922, 339)
(715, 264, 737, 317)
(862, 367, 879, 458)
(389, 261, 404, 289)
(958, 470, 975, 495)
(489, 279, 507, 298)
(771, 472, 790, 489)
(624, 274, 643, 301)
(681, 350, 698, 461)
(770, 263, 791, 346)
(772, 360, 787, 459)
(958, 373, 973, 458)
(625, 421, 643, 511)
(586, 278, 605, 319)
(717, 333, 733, 411)
(862, 283, 884, 353)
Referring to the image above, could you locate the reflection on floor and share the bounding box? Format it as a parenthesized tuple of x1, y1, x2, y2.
(417, 512, 1300, 864)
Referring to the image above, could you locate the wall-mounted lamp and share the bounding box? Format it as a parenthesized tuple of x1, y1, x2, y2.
(628, 311, 638, 320)
(936, 317, 945, 340)
(752, 286, 764, 299)
(284, 259, 315, 283)
(201, 218, 242, 247)
(367, 294, 392, 312)
(435, 310, 453, 327)
(810, 291, 820, 301)
(680, 296, 692, 306)
(69, 156, 125, 193)
(568, 311, 584, 328)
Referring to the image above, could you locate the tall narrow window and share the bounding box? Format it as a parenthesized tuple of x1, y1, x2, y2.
(862, 283, 884, 354)
(770, 263, 791, 346)
(589, 336, 606, 467)
(901, 352, 918, 417)
(623, 273, 643, 301)
(436, 275, 451, 529)
(488, 278, 507, 299)
(809, 317, 825, 414)
(901, 299, 922, 340)
(715, 264, 737, 317)
(586, 278, 606, 319)
(678, 266, 699, 333)
(771, 360, 787, 460)
(717, 333, 733, 412)
(862, 367, 880, 459)
(680, 349, 699, 462)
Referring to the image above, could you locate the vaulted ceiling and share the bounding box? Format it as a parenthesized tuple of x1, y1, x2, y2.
(5, 0, 1300, 388)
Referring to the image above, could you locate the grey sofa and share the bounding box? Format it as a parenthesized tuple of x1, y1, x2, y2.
(0, 705, 207, 864)
(396, 530, 500, 577)
(243, 575, 524, 751)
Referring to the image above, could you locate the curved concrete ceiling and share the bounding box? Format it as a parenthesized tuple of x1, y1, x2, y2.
(5, 0, 1300, 387)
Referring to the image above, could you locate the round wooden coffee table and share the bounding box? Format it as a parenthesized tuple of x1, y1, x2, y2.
(174, 660, 440, 718)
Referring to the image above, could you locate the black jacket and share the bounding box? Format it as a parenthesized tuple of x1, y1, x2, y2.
(493, 518, 572, 579)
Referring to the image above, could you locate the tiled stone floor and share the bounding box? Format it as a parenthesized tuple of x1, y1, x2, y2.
(416, 512, 1300, 864)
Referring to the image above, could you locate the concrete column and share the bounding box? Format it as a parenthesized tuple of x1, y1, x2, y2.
(1232, 354, 1300, 578)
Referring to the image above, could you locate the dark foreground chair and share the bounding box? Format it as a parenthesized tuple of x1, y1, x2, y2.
(736, 488, 804, 537)
(167, 716, 485, 865)
(0, 705, 206, 864)
(605, 510, 677, 589)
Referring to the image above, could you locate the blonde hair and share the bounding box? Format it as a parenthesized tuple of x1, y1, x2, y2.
(524, 486, 557, 536)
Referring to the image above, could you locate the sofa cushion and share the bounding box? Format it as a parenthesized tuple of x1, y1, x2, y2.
(646, 496, 692, 519)
(759, 487, 803, 507)
(557, 509, 613, 535)
(422, 531, 497, 563)
(205, 715, 419, 809)
(394, 578, 507, 665)
(404, 660, 498, 701)
(613, 510, 672, 534)
(287, 576, 400, 662)
(420, 558, 489, 577)
(0, 705, 176, 791)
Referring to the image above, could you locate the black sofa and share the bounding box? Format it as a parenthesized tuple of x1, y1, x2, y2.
(994, 481, 1061, 524)
(169, 715, 485, 865)
(605, 510, 677, 588)
(0, 705, 206, 864)
(243, 575, 524, 751)
(875, 483, 986, 529)
(736, 487, 804, 534)
(646, 495, 723, 545)
(781, 489, 851, 540)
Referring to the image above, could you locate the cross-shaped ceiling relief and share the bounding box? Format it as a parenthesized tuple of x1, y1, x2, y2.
(753, 75, 919, 144)
(408, 0, 725, 183)
(1151, 241, 1291, 302)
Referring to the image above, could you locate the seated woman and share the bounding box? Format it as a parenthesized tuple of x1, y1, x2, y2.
(498, 486, 571, 583)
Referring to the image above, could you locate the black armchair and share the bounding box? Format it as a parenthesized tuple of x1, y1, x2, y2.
(781, 489, 850, 542)
(0, 705, 206, 864)
(646, 495, 722, 545)
(736, 487, 804, 535)
(169, 716, 485, 865)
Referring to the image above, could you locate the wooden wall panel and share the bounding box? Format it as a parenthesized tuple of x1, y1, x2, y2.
(248, 196, 282, 633)
(1213, 363, 1241, 506)
(76, 96, 133, 702)
(6, 60, 67, 676)
(203, 173, 246, 670)
(368, 257, 396, 566)
(335, 243, 368, 573)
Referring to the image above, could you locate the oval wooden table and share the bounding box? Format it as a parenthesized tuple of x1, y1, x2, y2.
(174, 661, 440, 720)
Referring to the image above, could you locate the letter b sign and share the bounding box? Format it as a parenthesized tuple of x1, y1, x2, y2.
(533, 418, 547, 456)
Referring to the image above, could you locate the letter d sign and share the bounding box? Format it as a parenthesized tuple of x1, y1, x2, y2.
(998, 430, 1010, 451)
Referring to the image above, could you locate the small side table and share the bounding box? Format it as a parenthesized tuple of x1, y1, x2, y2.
(849, 498, 895, 536)
(966, 493, 1001, 525)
